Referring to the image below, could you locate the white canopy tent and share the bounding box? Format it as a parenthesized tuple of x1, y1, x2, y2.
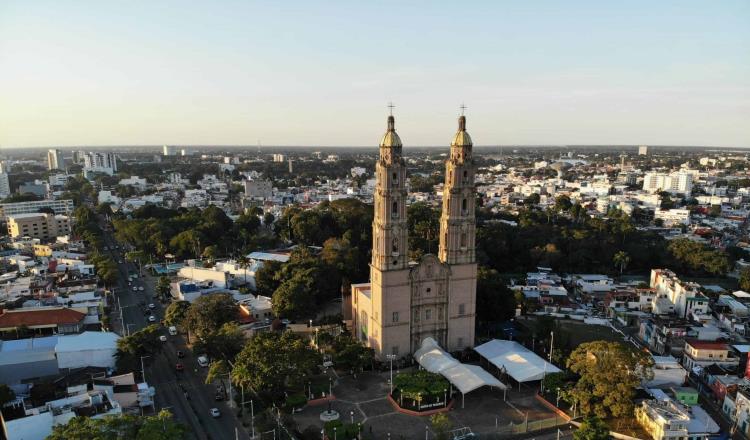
(413, 338, 505, 407)
(474, 339, 561, 383)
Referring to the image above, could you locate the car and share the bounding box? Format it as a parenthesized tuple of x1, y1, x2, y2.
(148, 303, 155, 309)
(132, 286, 138, 292)
(197, 355, 209, 367)
(209, 408, 220, 418)
(175, 363, 184, 371)
(159, 335, 167, 342)
(128, 281, 132, 286)
(214, 392, 223, 401)
(176, 350, 185, 358)
(168, 326, 177, 336)
(148, 316, 156, 323)
(118, 260, 124, 264)
(138, 287, 145, 292)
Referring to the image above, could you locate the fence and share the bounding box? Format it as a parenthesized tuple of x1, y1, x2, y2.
(509, 416, 567, 435)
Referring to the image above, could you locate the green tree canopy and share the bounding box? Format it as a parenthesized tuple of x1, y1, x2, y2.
(183, 293, 238, 341)
(573, 416, 611, 440)
(566, 341, 654, 419)
(476, 266, 516, 325)
(232, 332, 321, 399)
(46, 409, 184, 440)
(163, 301, 190, 327)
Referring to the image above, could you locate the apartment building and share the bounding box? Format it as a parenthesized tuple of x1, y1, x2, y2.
(6, 213, 71, 240)
(643, 172, 693, 196)
(682, 340, 738, 370)
(0, 199, 74, 220)
(651, 269, 709, 320)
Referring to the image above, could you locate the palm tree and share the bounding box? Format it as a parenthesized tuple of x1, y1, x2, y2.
(613, 251, 631, 275)
(237, 255, 250, 285)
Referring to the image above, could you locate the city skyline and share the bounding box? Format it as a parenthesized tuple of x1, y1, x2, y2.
(1, 0, 749, 148)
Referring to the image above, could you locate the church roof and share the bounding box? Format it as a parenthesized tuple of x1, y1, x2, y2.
(451, 115, 472, 147)
(379, 115, 402, 148)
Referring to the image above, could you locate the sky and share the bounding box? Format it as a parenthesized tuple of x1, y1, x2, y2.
(1, 0, 749, 148)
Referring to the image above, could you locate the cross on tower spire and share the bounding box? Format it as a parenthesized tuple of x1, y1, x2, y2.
(388, 102, 395, 116)
(460, 103, 467, 116)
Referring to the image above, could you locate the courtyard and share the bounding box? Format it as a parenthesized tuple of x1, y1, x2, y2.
(291, 368, 562, 439)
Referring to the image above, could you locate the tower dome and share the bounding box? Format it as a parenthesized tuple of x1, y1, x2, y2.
(451, 115, 472, 147)
(379, 115, 402, 148)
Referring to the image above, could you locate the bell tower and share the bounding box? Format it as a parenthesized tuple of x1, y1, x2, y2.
(439, 113, 476, 265)
(372, 112, 409, 271)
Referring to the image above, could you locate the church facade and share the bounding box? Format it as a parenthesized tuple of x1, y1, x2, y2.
(350, 113, 477, 360)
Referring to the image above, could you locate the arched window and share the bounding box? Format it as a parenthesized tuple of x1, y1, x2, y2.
(461, 198, 468, 214)
(463, 170, 468, 182)
(392, 201, 398, 218)
(392, 237, 399, 253)
(392, 172, 398, 183)
(460, 233, 467, 248)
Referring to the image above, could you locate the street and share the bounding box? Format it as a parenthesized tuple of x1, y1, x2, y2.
(102, 227, 249, 440)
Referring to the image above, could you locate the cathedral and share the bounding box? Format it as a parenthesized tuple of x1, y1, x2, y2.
(350, 112, 477, 360)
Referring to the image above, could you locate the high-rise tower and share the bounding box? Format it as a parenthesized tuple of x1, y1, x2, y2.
(439, 115, 476, 265)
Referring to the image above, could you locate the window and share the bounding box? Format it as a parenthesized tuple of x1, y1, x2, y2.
(463, 170, 468, 182)
(457, 337, 464, 348)
(460, 233, 467, 248)
(392, 172, 397, 182)
(392, 201, 398, 218)
(425, 309, 432, 320)
(426, 287, 431, 294)
(462, 198, 467, 213)
(438, 306, 444, 320)
(392, 312, 399, 323)
(392, 346, 399, 355)
(458, 304, 465, 315)
(392, 237, 399, 253)
(414, 310, 420, 322)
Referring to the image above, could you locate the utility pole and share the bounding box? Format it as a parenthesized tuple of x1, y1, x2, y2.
(549, 331, 554, 363)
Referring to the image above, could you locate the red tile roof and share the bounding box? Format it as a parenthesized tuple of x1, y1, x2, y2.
(0, 307, 86, 328)
(686, 339, 728, 350)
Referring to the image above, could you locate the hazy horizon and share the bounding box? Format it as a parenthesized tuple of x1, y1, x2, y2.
(1, 0, 749, 148)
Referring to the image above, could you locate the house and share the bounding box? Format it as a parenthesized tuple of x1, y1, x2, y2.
(723, 385, 750, 437)
(682, 339, 738, 371)
(650, 269, 709, 320)
(635, 398, 719, 440)
(0, 306, 87, 335)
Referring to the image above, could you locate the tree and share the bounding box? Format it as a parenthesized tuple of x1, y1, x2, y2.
(573, 416, 611, 440)
(430, 413, 453, 440)
(566, 341, 654, 419)
(0, 384, 15, 406)
(156, 276, 171, 300)
(164, 301, 191, 327)
(329, 334, 374, 373)
(115, 325, 162, 374)
(47, 410, 184, 440)
(255, 260, 282, 297)
(263, 212, 275, 227)
(612, 251, 631, 275)
(183, 293, 238, 341)
(740, 267, 750, 292)
(232, 331, 321, 399)
(193, 322, 246, 362)
(206, 359, 230, 385)
(554, 195, 572, 212)
(524, 193, 541, 206)
(476, 267, 516, 325)
(271, 272, 316, 319)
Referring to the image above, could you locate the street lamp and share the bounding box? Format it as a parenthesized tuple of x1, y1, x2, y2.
(333, 427, 337, 440)
(140, 355, 150, 383)
(386, 354, 397, 395)
(556, 387, 561, 408)
(444, 388, 447, 406)
(350, 410, 354, 424)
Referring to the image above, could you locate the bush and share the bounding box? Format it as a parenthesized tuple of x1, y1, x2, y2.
(285, 393, 307, 410)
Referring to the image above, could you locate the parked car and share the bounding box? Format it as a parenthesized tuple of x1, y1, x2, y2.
(197, 355, 209, 367)
(159, 335, 167, 342)
(175, 363, 184, 372)
(132, 286, 138, 292)
(176, 350, 185, 358)
(148, 303, 156, 309)
(209, 408, 220, 418)
(148, 316, 156, 323)
(168, 326, 177, 336)
(139, 287, 145, 292)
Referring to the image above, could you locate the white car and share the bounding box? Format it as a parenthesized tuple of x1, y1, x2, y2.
(159, 335, 167, 342)
(138, 286, 145, 292)
(132, 286, 138, 292)
(148, 303, 155, 309)
(210, 408, 221, 418)
(148, 316, 156, 323)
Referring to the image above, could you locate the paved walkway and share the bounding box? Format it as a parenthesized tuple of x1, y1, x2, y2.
(292, 370, 559, 439)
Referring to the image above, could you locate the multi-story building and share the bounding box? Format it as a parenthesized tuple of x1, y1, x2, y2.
(163, 145, 176, 156)
(682, 339, 738, 370)
(351, 112, 476, 360)
(6, 213, 71, 240)
(47, 148, 64, 170)
(643, 172, 693, 196)
(244, 179, 273, 199)
(83, 152, 117, 176)
(0, 199, 74, 220)
(272, 153, 286, 162)
(651, 269, 709, 320)
(0, 171, 9, 198)
(654, 209, 691, 227)
(638, 145, 649, 155)
(635, 398, 718, 440)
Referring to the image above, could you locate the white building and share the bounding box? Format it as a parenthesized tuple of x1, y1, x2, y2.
(654, 209, 691, 227)
(638, 145, 649, 155)
(0, 172, 10, 198)
(163, 145, 176, 156)
(643, 172, 693, 196)
(272, 153, 286, 162)
(651, 269, 709, 320)
(83, 152, 117, 176)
